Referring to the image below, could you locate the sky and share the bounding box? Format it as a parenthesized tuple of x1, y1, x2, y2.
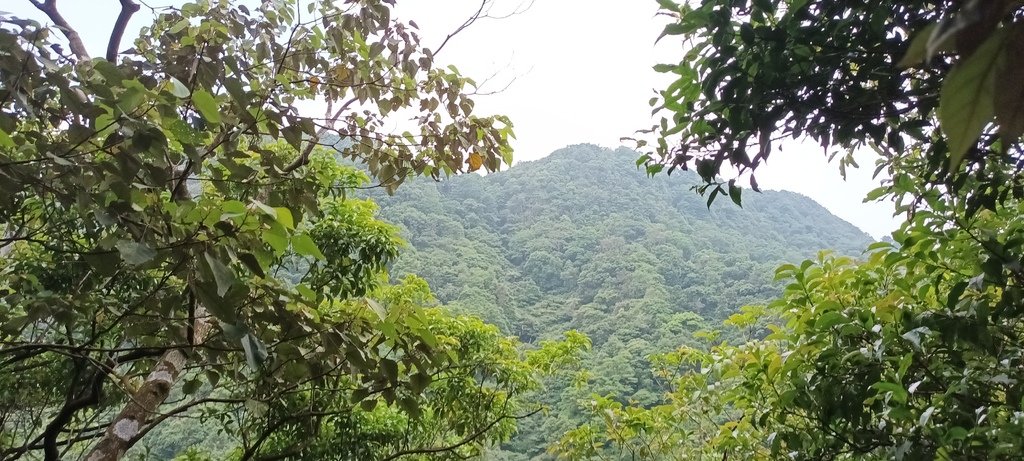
(5, 0, 902, 238)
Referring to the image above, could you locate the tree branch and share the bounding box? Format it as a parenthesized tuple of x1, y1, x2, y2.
(28, 0, 91, 61)
(380, 408, 542, 461)
(106, 0, 141, 62)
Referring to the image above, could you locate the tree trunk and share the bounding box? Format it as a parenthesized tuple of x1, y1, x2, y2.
(85, 308, 210, 461)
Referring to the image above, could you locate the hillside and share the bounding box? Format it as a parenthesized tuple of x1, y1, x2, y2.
(371, 144, 872, 333)
(363, 144, 874, 459)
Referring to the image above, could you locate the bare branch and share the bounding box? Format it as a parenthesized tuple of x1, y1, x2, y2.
(282, 96, 359, 173)
(106, 0, 141, 62)
(433, 0, 535, 56)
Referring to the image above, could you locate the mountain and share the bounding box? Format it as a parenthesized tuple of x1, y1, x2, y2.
(363, 144, 874, 459)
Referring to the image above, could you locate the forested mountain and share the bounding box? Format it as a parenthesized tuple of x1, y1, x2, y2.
(362, 144, 875, 458)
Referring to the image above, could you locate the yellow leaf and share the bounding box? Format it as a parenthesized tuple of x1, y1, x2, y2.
(468, 152, 483, 171)
(333, 66, 350, 82)
(309, 75, 321, 92)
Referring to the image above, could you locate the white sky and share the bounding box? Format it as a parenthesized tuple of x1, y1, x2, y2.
(5, 0, 901, 238)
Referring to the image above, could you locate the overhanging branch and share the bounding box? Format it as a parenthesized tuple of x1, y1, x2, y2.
(107, 0, 141, 62)
(28, 0, 90, 61)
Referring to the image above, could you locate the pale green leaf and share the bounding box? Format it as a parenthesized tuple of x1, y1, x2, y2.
(204, 252, 235, 297)
(116, 240, 157, 266)
(191, 89, 222, 124)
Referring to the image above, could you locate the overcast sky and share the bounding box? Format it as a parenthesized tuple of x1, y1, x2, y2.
(5, 0, 901, 238)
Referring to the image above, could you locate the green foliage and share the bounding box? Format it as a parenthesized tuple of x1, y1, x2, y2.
(359, 144, 873, 458)
(554, 2, 1024, 460)
(559, 194, 1024, 459)
(639, 0, 1024, 212)
(0, 0, 521, 458)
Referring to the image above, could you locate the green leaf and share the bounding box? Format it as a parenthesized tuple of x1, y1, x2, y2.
(939, 29, 1007, 172)
(359, 398, 378, 411)
(657, 23, 688, 43)
(115, 240, 157, 266)
(872, 381, 909, 403)
(728, 179, 742, 207)
(381, 358, 399, 382)
(292, 233, 325, 259)
(897, 23, 937, 68)
(902, 327, 931, 350)
(814, 311, 847, 329)
(191, 89, 222, 124)
(190, 280, 235, 322)
(351, 387, 370, 403)
(947, 426, 969, 441)
(409, 372, 431, 393)
(244, 398, 268, 416)
(273, 207, 295, 229)
(237, 252, 265, 278)
(204, 252, 235, 297)
(182, 378, 202, 395)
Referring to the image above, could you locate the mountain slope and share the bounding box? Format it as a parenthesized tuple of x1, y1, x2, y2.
(370, 143, 871, 332)
(363, 144, 874, 459)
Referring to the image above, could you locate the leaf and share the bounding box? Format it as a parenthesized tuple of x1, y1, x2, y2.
(468, 152, 483, 171)
(409, 372, 431, 393)
(190, 280, 235, 322)
(116, 240, 157, 266)
(898, 24, 937, 68)
(902, 327, 931, 350)
(168, 76, 190, 98)
(359, 398, 378, 411)
(919, 406, 935, 426)
(292, 233, 325, 259)
(939, 28, 1007, 172)
(871, 381, 909, 403)
(191, 89, 222, 124)
(241, 333, 268, 369)
(204, 252, 235, 297)
(995, 24, 1024, 141)
(381, 358, 399, 382)
(182, 378, 202, 395)
(351, 387, 370, 403)
(728, 179, 742, 207)
(814, 311, 847, 329)
(657, 23, 688, 43)
(244, 398, 269, 416)
(273, 207, 295, 229)
(238, 252, 265, 278)
(947, 426, 969, 441)
(221, 322, 249, 341)
(366, 298, 387, 321)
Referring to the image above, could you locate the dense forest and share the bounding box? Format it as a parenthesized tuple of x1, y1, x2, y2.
(363, 144, 875, 458)
(5, 0, 1024, 460)
(101, 143, 874, 459)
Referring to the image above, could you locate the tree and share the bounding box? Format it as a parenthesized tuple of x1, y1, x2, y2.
(0, 0, 518, 459)
(638, 0, 1024, 213)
